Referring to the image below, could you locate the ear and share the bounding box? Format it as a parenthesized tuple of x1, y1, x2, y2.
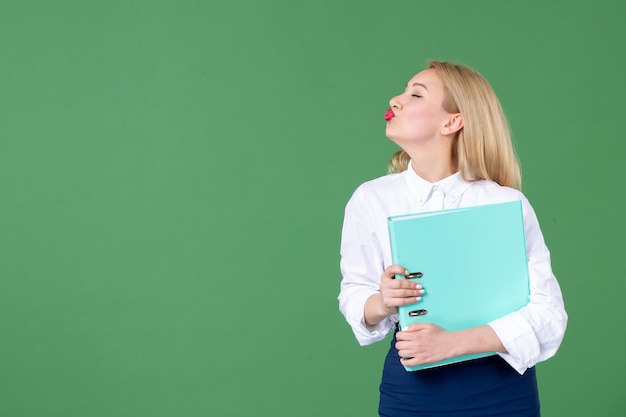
(441, 113, 463, 136)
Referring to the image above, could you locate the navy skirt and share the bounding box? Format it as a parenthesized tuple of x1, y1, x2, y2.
(379, 331, 540, 417)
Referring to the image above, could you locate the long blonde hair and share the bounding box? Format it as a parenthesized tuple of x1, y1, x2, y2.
(387, 61, 522, 190)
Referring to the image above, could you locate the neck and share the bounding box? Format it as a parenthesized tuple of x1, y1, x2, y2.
(405, 143, 457, 183)
(411, 161, 457, 183)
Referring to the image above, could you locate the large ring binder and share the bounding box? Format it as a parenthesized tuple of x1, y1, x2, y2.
(387, 200, 530, 371)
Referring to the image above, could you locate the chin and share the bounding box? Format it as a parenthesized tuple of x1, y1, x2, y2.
(385, 129, 402, 144)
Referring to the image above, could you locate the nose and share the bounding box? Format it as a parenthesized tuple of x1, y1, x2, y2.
(389, 95, 402, 110)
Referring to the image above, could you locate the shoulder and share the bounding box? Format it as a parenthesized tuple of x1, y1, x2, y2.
(469, 180, 529, 203)
(350, 172, 406, 202)
(343, 172, 409, 222)
(468, 180, 542, 224)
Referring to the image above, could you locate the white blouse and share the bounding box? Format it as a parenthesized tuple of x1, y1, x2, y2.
(338, 162, 567, 375)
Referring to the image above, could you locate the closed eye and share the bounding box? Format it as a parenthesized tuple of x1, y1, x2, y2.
(411, 94, 422, 98)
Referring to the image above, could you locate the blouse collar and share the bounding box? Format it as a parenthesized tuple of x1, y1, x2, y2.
(404, 160, 474, 207)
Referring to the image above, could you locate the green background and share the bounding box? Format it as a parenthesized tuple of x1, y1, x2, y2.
(1, 0, 624, 415)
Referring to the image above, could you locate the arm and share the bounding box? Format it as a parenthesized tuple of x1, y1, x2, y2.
(338, 188, 422, 345)
(487, 196, 567, 373)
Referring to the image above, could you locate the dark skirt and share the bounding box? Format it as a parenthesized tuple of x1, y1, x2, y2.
(379, 332, 540, 417)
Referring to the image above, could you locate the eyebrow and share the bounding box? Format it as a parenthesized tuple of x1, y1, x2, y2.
(410, 82, 428, 90)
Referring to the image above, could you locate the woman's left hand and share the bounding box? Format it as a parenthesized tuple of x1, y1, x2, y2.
(395, 323, 459, 367)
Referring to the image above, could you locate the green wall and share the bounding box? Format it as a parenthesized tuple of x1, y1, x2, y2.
(1, 1, 624, 415)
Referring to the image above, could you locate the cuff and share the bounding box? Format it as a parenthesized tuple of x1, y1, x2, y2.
(488, 312, 540, 374)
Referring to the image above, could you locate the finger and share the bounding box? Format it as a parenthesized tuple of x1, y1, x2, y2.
(396, 343, 418, 361)
(381, 292, 423, 308)
(395, 332, 411, 342)
(382, 265, 409, 280)
(398, 293, 424, 305)
(381, 279, 424, 293)
(400, 356, 422, 367)
(382, 298, 421, 310)
(384, 286, 423, 297)
(404, 322, 432, 332)
(387, 285, 424, 299)
(381, 285, 424, 307)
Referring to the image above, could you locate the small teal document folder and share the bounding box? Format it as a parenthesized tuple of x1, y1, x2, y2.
(387, 201, 530, 371)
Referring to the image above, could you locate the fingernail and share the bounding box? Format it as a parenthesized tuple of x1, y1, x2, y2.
(415, 296, 422, 302)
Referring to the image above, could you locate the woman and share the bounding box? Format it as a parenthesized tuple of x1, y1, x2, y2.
(338, 61, 567, 416)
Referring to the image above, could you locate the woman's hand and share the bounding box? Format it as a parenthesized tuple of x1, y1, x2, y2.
(395, 324, 506, 367)
(364, 265, 424, 326)
(395, 323, 458, 367)
(379, 265, 424, 314)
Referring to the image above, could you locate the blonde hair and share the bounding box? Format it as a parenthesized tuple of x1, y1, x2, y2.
(387, 61, 522, 190)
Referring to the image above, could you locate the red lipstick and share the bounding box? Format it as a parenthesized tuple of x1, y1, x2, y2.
(384, 108, 395, 121)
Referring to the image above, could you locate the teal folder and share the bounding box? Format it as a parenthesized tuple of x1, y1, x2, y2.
(387, 201, 530, 371)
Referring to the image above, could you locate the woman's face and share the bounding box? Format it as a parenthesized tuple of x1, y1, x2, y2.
(385, 69, 454, 147)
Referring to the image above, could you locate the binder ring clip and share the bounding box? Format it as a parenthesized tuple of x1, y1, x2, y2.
(408, 309, 428, 317)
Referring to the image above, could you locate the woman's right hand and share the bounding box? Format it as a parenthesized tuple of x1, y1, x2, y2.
(365, 265, 424, 326)
(380, 265, 424, 314)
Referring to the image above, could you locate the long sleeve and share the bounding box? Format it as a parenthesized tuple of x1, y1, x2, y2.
(338, 187, 397, 345)
(488, 196, 568, 374)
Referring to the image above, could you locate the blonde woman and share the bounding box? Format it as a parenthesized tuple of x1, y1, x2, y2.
(338, 61, 567, 416)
